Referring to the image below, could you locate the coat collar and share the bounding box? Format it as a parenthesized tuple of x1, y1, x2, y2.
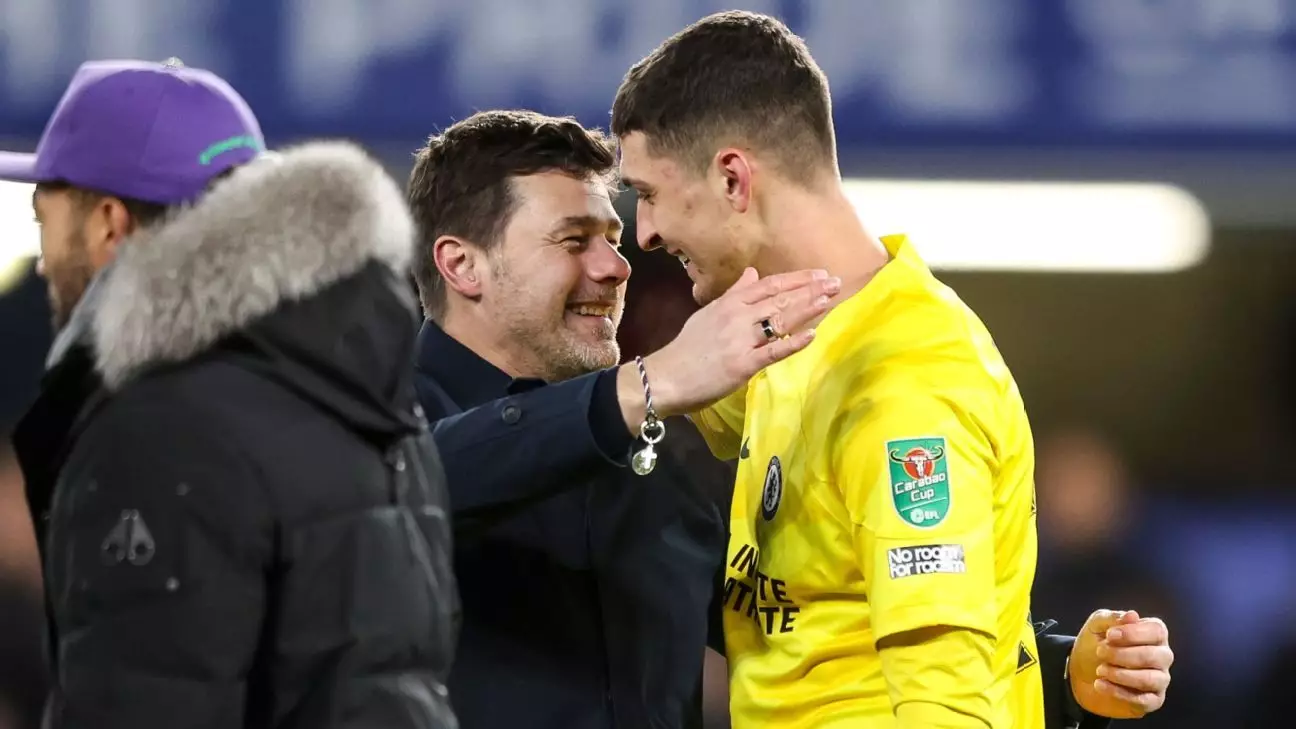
(415, 320, 550, 408)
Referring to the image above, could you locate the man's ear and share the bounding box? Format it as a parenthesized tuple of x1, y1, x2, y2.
(83, 196, 134, 270)
(714, 148, 753, 214)
(434, 235, 485, 299)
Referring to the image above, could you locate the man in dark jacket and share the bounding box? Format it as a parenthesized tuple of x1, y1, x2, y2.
(404, 109, 1166, 729)
(5, 60, 457, 729)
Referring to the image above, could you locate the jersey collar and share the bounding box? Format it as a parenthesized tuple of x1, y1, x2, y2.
(815, 233, 926, 335)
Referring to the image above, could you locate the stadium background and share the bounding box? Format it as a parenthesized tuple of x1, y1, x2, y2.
(1, 0, 1295, 726)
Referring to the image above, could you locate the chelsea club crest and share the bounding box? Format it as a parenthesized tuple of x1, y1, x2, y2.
(761, 456, 783, 521)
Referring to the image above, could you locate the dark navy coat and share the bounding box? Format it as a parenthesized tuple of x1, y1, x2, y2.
(414, 322, 729, 729)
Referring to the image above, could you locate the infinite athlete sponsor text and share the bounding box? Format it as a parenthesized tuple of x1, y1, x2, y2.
(723, 543, 800, 635)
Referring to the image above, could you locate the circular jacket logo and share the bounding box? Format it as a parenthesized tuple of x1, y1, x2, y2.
(761, 456, 782, 521)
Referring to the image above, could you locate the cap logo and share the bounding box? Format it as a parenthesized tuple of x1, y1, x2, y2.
(199, 135, 262, 166)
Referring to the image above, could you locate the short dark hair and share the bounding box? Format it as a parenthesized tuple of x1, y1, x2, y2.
(407, 109, 618, 321)
(36, 182, 172, 229)
(610, 11, 836, 184)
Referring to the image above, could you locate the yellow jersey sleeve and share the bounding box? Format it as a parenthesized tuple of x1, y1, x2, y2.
(880, 628, 994, 727)
(689, 383, 747, 461)
(834, 393, 997, 642)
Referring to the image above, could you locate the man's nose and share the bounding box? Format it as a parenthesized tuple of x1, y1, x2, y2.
(636, 204, 661, 252)
(638, 230, 663, 253)
(587, 240, 631, 285)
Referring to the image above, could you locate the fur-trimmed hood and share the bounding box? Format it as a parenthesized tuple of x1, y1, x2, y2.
(90, 141, 414, 388)
(41, 140, 426, 441)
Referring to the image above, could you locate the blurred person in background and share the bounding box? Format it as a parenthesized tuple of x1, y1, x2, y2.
(3, 60, 457, 729)
(617, 257, 700, 357)
(611, 10, 1174, 728)
(1033, 427, 1199, 729)
(1033, 427, 1182, 637)
(406, 109, 837, 729)
(0, 444, 45, 729)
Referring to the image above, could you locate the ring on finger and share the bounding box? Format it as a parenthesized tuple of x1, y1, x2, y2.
(759, 318, 778, 341)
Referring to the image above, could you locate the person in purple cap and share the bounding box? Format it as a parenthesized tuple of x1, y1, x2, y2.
(0, 57, 265, 331)
(7, 59, 459, 729)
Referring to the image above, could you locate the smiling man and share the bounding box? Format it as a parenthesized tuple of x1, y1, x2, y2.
(611, 10, 1174, 729)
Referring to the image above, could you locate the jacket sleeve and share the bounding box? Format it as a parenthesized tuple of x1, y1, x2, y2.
(1036, 624, 1112, 729)
(45, 398, 272, 729)
(425, 369, 635, 527)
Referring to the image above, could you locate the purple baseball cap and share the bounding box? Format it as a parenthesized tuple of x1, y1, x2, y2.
(0, 58, 265, 205)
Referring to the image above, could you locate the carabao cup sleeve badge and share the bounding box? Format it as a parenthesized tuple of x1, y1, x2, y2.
(885, 437, 950, 528)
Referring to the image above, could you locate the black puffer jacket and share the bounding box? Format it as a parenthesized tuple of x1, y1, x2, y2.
(13, 142, 458, 729)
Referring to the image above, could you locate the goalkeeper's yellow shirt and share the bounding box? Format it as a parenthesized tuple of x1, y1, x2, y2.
(695, 235, 1043, 728)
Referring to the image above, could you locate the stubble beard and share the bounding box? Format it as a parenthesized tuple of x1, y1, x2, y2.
(47, 234, 96, 332)
(492, 264, 623, 383)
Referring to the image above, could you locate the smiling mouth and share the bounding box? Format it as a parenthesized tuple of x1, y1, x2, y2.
(567, 303, 615, 318)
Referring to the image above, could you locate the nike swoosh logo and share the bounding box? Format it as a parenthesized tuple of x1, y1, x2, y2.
(740, 438, 750, 459)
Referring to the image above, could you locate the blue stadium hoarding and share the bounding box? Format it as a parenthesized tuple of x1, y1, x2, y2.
(1, 0, 1295, 152)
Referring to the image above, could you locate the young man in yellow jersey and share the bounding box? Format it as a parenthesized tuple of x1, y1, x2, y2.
(612, 11, 1173, 728)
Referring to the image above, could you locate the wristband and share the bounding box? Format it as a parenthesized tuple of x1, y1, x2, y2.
(630, 356, 665, 475)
